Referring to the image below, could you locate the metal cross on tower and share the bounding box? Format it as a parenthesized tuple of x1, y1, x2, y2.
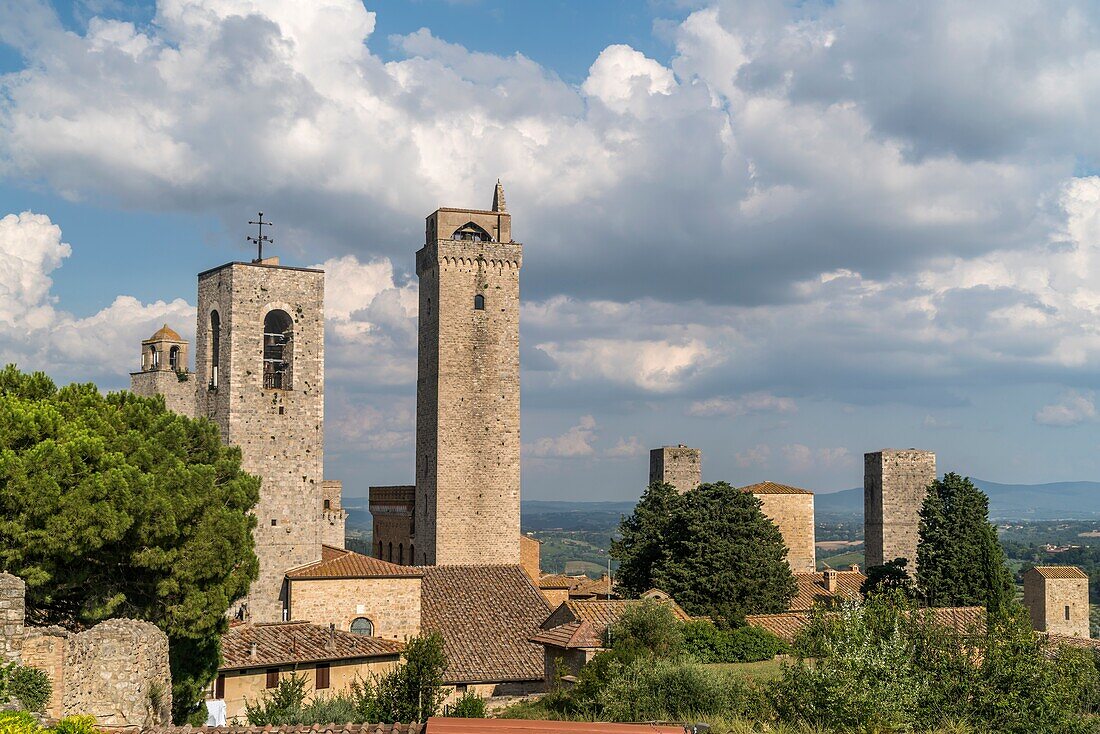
(247, 212, 274, 262)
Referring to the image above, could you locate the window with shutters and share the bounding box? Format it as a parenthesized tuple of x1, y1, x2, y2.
(315, 664, 330, 690)
(265, 668, 279, 689)
(215, 674, 225, 699)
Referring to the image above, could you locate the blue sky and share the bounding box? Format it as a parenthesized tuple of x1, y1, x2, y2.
(4, 0, 1100, 501)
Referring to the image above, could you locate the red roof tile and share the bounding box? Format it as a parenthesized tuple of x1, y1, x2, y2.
(287, 546, 422, 579)
(1029, 566, 1089, 580)
(534, 597, 691, 651)
(789, 571, 865, 611)
(747, 606, 986, 644)
(137, 725, 421, 734)
(426, 718, 684, 733)
(220, 621, 404, 670)
(740, 481, 813, 495)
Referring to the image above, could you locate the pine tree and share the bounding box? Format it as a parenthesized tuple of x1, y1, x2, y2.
(612, 481, 795, 619)
(0, 366, 260, 722)
(916, 472, 1013, 613)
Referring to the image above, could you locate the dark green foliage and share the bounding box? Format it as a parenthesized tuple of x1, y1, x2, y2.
(917, 473, 1014, 612)
(9, 666, 51, 713)
(603, 600, 683, 659)
(597, 657, 758, 722)
(612, 481, 796, 618)
(681, 620, 786, 663)
(444, 692, 486, 718)
(245, 674, 309, 725)
(0, 366, 260, 723)
(862, 557, 918, 599)
(374, 632, 448, 722)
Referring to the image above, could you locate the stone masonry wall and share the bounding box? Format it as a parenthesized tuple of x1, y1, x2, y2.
(1024, 571, 1090, 638)
(0, 573, 25, 664)
(288, 577, 422, 641)
(649, 446, 701, 494)
(194, 262, 326, 621)
(755, 493, 816, 573)
(20, 629, 64, 719)
(370, 486, 415, 563)
(520, 535, 541, 581)
(130, 369, 197, 417)
(864, 449, 936, 573)
(415, 217, 523, 566)
(321, 480, 347, 549)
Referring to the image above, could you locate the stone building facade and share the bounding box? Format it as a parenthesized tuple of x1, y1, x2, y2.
(321, 480, 347, 549)
(193, 258, 327, 621)
(413, 182, 523, 566)
(0, 574, 172, 727)
(1024, 566, 1090, 638)
(864, 449, 936, 573)
(368, 485, 416, 564)
(649, 445, 701, 494)
(129, 324, 195, 416)
(740, 482, 816, 573)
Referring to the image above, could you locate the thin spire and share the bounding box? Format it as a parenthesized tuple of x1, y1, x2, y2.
(492, 179, 507, 213)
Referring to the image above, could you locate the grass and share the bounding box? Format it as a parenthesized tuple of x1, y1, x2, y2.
(817, 550, 864, 570)
(705, 658, 785, 681)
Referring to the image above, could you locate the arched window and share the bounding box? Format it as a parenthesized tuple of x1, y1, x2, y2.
(263, 310, 294, 390)
(378, 540, 383, 559)
(150, 346, 159, 369)
(387, 542, 393, 562)
(350, 617, 374, 636)
(410, 544, 415, 565)
(169, 345, 180, 370)
(474, 294, 485, 311)
(209, 311, 221, 388)
(398, 544, 404, 565)
(451, 222, 491, 242)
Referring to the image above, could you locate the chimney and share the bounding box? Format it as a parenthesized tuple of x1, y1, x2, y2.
(327, 623, 336, 651)
(249, 642, 257, 659)
(823, 569, 838, 593)
(848, 564, 860, 573)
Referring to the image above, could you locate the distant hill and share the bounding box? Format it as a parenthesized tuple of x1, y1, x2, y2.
(816, 479, 1100, 520)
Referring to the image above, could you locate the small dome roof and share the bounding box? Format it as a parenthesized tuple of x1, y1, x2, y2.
(149, 323, 181, 341)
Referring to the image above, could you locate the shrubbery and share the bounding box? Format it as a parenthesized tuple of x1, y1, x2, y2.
(0, 663, 51, 713)
(681, 620, 787, 663)
(0, 712, 99, 734)
(444, 692, 486, 718)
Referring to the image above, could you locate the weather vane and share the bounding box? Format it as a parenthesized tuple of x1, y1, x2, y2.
(247, 212, 273, 262)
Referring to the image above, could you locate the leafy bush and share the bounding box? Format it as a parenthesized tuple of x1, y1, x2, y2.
(298, 694, 358, 725)
(444, 692, 486, 718)
(682, 620, 786, 663)
(0, 713, 100, 734)
(603, 601, 683, 660)
(10, 667, 51, 713)
(49, 716, 99, 734)
(244, 673, 308, 725)
(598, 657, 762, 722)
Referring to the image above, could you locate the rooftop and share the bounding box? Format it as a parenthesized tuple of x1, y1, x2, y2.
(534, 596, 692, 650)
(147, 323, 182, 342)
(789, 570, 865, 611)
(1029, 566, 1089, 580)
(286, 546, 422, 580)
(747, 606, 986, 644)
(740, 481, 814, 495)
(220, 621, 404, 671)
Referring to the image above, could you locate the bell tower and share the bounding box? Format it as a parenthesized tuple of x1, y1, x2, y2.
(414, 181, 523, 566)
(130, 324, 195, 417)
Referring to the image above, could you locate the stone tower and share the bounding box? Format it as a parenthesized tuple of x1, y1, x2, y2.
(414, 181, 522, 566)
(129, 324, 195, 416)
(649, 445, 701, 494)
(1024, 566, 1090, 638)
(864, 449, 936, 574)
(193, 257, 326, 621)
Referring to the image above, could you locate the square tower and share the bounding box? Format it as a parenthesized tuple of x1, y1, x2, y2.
(415, 182, 522, 566)
(193, 258, 326, 621)
(864, 449, 936, 574)
(1024, 566, 1090, 638)
(649, 445, 701, 494)
(129, 324, 195, 417)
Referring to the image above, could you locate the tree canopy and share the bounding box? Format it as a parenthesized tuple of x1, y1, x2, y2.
(611, 481, 796, 619)
(0, 366, 260, 722)
(916, 472, 1013, 613)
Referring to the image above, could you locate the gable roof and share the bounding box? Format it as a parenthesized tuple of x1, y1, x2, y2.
(286, 545, 423, 580)
(746, 606, 986, 644)
(534, 597, 692, 651)
(220, 621, 404, 671)
(538, 574, 575, 590)
(740, 481, 814, 495)
(789, 570, 865, 611)
(419, 565, 551, 684)
(1028, 566, 1089, 580)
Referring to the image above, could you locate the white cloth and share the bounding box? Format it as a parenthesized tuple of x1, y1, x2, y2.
(205, 698, 227, 727)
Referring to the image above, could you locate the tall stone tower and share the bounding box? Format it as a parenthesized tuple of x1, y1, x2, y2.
(864, 449, 936, 573)
(129, 324, 195, 416)
(1023, 566, 1090, 638)
(649, 445, 701, 494)
(414, 181, 522, 566)
(193, 256, 326, 621)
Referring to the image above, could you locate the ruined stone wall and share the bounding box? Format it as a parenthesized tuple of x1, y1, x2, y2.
(755, 493, 816, 573)
(0, 573, 25, 664)
(129, 369, 196, 417)
(287, 577, 422, 641)
(864, 449, 936, 573)
(321, 480, 347, 549)
(415, 227, 523, 566)
(649, 446, 701, 494)
(194, 262, 326, 622)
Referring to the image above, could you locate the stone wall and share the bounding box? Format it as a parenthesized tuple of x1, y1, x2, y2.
(755, 493, 816, 573)
(0, 573, 24, 664)
(415, 204, 523, 566)
(864, 449, 936, 573)
(1024, 569, 1091, 638)
(649, 446, 701, 494)
(129, 369, 196, 417)
(321, 480, 347, 549)
(520, 535, 541, 582)
(287, 577, 423, 641)
(194, 261, 327, 621)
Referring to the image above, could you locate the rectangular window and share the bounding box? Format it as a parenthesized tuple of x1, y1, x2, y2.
(215, 674, 225, 700)
(315, 664, 330, 690)
(266, 668, 279, 689)
(1065, 605, 1071, 621)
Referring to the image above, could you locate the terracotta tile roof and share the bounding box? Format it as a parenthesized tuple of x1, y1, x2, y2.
(570, 575, 613, 598)
(1045, 633, 1100, 650)
(425, 718, 685, 733)
(419, 565, 552, 684)
(789, 571, 865, 611)
(1029, 566, 1089, 579)
(529, 621, 602, 650)
(534, 597, 692, 651)
(538, 574, 575, 590)
(220, 621, 404, 670)
(138, 725, 421, 734)
(740, 481, 813, 495)
(286, 545, 422, 579)
(148, 324, 183, 342)
(747, 606, 986, 644)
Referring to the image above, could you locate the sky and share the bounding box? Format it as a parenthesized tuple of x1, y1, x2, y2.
(4, 0, 1100, 502)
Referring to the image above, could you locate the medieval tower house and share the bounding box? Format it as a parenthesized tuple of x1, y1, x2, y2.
(864, 449, 936, 574)
(372, 182, 523, 566)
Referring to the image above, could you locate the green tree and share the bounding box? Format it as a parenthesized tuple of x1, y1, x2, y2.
(612, 482, 795, 618)
(0, 366, 260, 722)
(862, 557, 917, 599)
(917, 473, 1014, 612)
(358, 632, 448, 723)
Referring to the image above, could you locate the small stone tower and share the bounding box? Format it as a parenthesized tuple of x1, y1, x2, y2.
(864, 449, 936, 574)
(193, 256, 326, 621)
(321, 480, 348, 550)
(649, 445, 701, 494)
(414, 181, 523, 566)
(129, 324, 195, 416)
(1024, 566, 1090, 638)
